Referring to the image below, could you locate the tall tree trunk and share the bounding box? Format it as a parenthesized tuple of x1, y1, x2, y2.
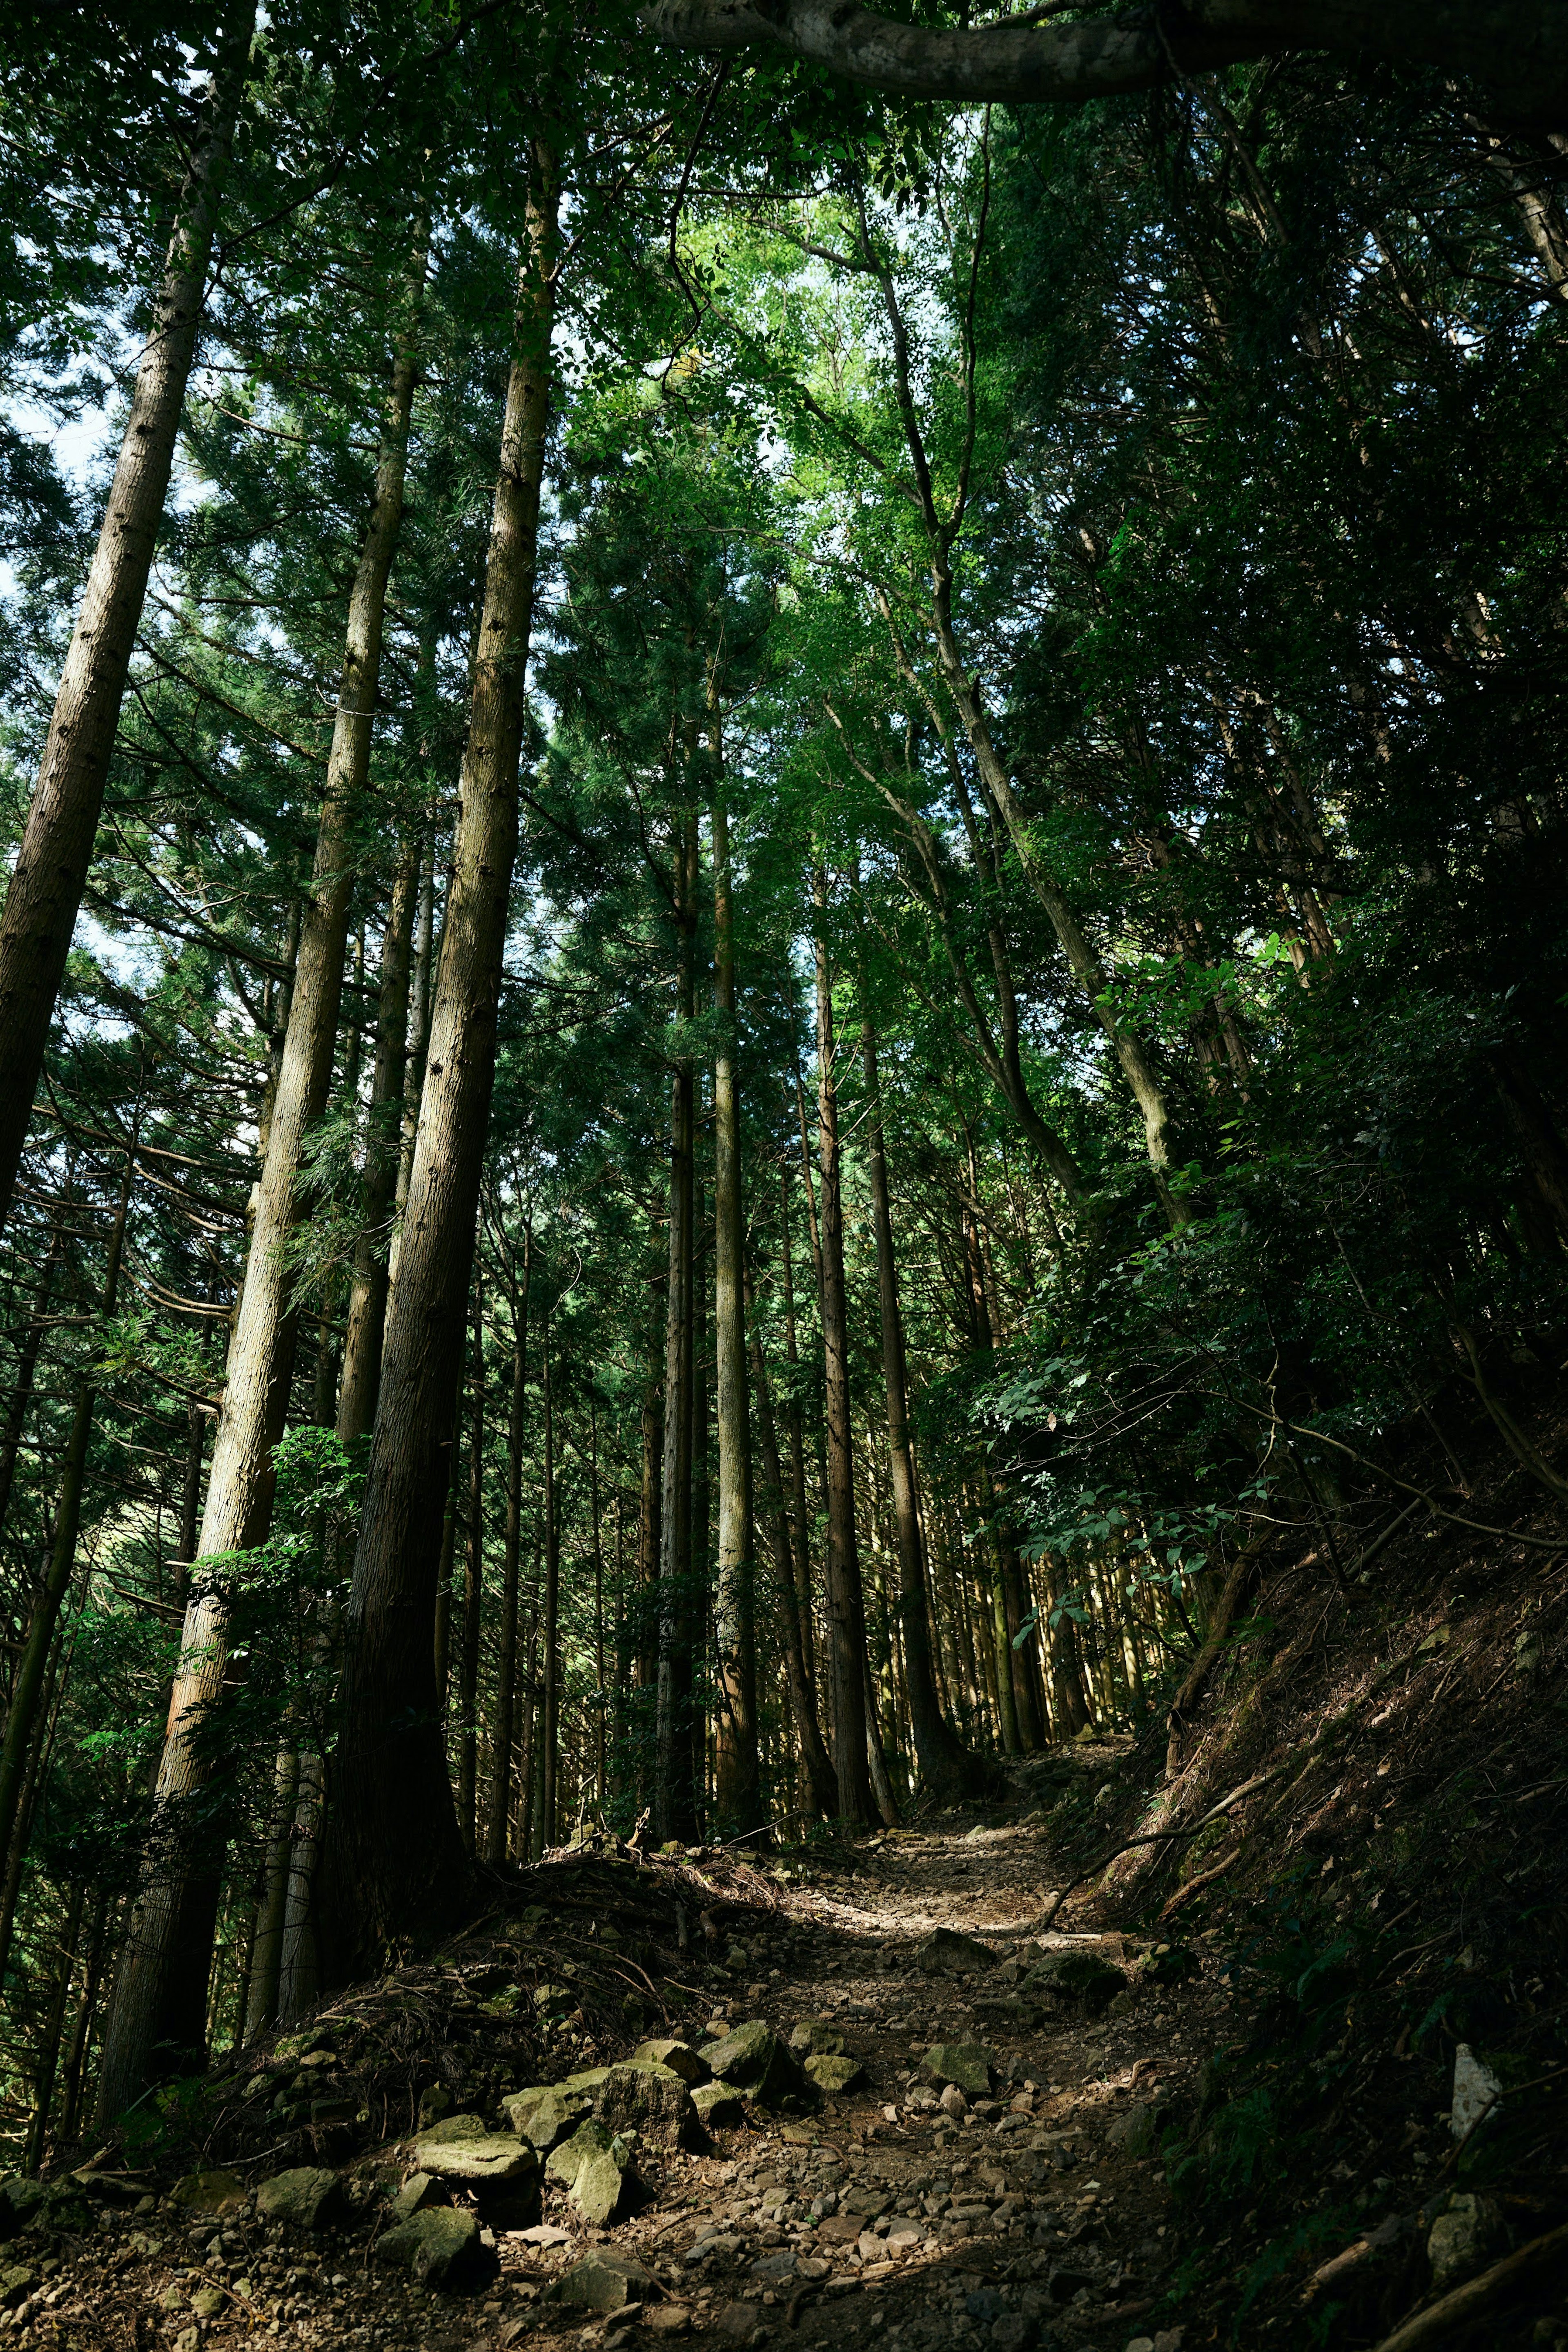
(485, 1231, 529, 1865)
(744, 1265, 837, 1817)
(590, 1402, 606, 1810)
(0, 1213, 65, 1545)
(0, 7, 254, 1238)
(861, 1021, 980, 1800)
(656, 811, 699, 1845)
(710, 753, 759, 1833)
(321, 148, 558, 1979)
(58, 1888, 109, 2145)
(812, 869, 874, 1822)
(458, 1284, 485, 1850)
(98, 226, 429, 2107)
(337, 840, 419, 1436)
(25, 1879, 84, 2170)
(541, 1311, 559, 1852)
(243, 1746, 297, 2040)
(777, 1165, 816, 1694)
(272, 847, 422, 2020)
(0, 1144, 133, 1875)
(636, 1335, 662, 1730)
(391, 830, 437, 1269)
(862, 1657, 900, 1825)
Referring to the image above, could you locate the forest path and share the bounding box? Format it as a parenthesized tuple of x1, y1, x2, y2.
(44, 1795, 1219, 2352)
(506, 1797, 1204, 2352)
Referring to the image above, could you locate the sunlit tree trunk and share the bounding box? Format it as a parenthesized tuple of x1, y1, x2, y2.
(710, 751, 760, 1833)
(656, 808, 699, 1844)
(98, 227, 428, 2109)
(812, 869, 874, 1821)
(458, 1284, 485, 1849)
(744, 1265, 837, 1816)
(861, 1019, 980, 1799)
(541, 1311, 559, 1850)
(0, 7, 254, 1237)
(322, 149, 558, 1977)
(486, 1227, 529, 1864)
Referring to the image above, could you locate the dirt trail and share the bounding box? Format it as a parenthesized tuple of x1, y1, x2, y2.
(14, 1785, 1225, 2352)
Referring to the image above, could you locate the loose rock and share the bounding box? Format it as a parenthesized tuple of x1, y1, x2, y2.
(631, 2039, 710, 2085)
(913, 1928, 996, 1977)
(550, 2249, 652, 2313)
(254, 2167, 346, 2230)
(594, 2061, 699, 2146)
(703, 2020, 803, 2104)
(374, 2205, 489, 2290)
(921, 2043, 995, 2098)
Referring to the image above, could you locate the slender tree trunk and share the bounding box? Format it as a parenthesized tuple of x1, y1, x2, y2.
(656, 813, 698, 1845)
(541, 1311, 559, 1852)
(271, 852, 422, 2019)
(1045, 1559, 1090, 1736)
(458, 1284, 485, 1850)
(58, 1888, 109, 2144)
(861, 1019, 979, 1800)
(486, 1232, 529, 1864)
(391, 830, 437, 1268)
(744, 1266, 837, 1816)
(590, 1402, 606, 1810)
(989, 1551, 1022, 1755)
(636, 1338, 662, 1722)
(322, 150, 558, 1977)
(97, 232, 429, 2110)
(777, 1166, 816, 1694)
(25, 1879, 84, 2169)
(0, 8, 254, 1237)
(338, 840, 419, 1436)
(812, 869, 874, 1821)
(244, 1746, 297, 2040)
(710, 758, 759, 1833)
(0, 1144, 133, 1875)
(862, 1657, 900, 1825)
(0, 1215, 64, 1544)
(0, 1656, 54, 1998)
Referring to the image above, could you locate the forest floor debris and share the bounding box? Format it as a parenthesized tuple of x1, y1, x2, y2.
(7, 1482, 1568, 2352)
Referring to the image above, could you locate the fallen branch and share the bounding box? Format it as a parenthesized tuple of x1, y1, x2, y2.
(1164, 1537, 1267, 1780)
(1368, 2220, 1568, 2350)
(1215, 1396, 1566, 1551)
(1036, 1760, 1291, 1930)
(1158, 1837, 1245, 1922)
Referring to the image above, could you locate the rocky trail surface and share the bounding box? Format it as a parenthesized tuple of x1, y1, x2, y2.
(4, 1727, 1566, 2352)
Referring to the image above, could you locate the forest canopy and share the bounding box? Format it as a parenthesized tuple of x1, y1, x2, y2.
(0, 0, 1564, 2152)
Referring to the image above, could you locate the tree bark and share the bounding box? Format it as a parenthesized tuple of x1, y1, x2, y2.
(485, 1228, 529, 1864)
(0, 1146, 132, 1877)
(321, 147, 558, 1979)
(744, 1264, 837, 1816)
(0, 1213, 65, 1545)
(0, 6, 254, 1238)
(24, 1879, 84, 2171)
(656, 809, 699, 1845)
(458, 1283, 485, 1850)
(644, 0, 1568, 122)
(57, 1888, 109, 2146)
(813, 869, 875, 1822)
(98, 226, 428, 2111)
(861, 1020, 981, 1800)
(337, 839, 419, 1438)
(710, 754, 760, 1833)
(541, 1311, 559, 1851)
(244, 1745, 297, 2040)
